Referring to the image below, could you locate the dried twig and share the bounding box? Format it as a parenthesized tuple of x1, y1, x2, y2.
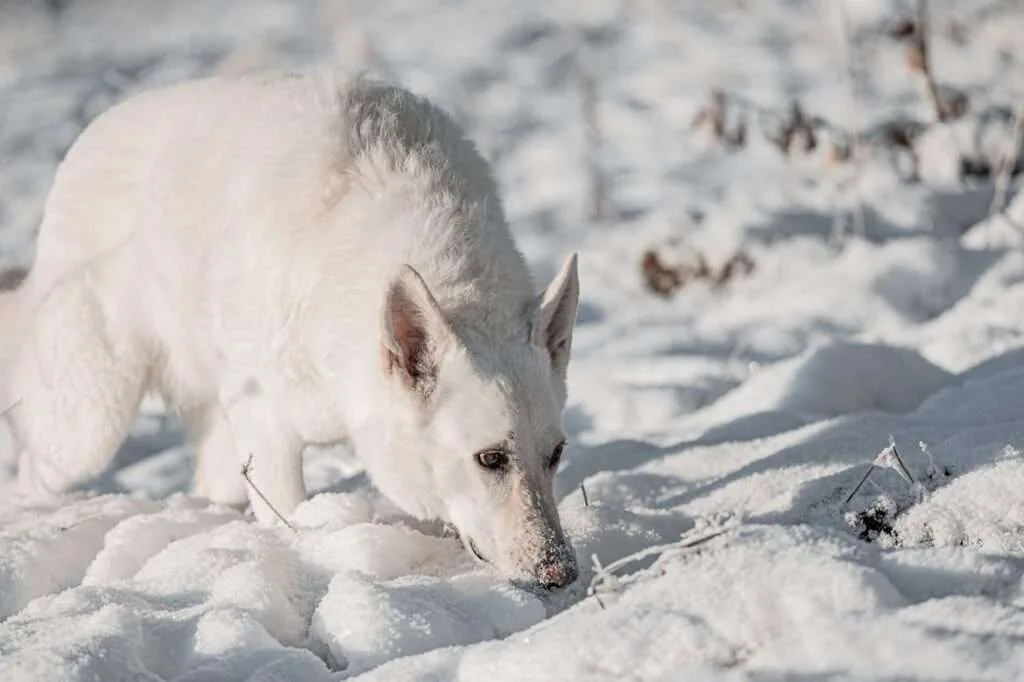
(589, 554, 609, 609)
(843, 463, 877, 506)
(987, 102, 1024, 225)
(766, 102, 817, 156)
(917, 440, 947, 480)
(705, 90, 854, 150)
(713, 250, 755, 286)
(843, 437, 916, 505)
(588, 524, 737, 605)
(910, 0, 953, 122)
(580, 483, 590, 507)
(834, 0, 866, 238)
(882, 436, 915, 485)
(577, 62, 614, 222)
(692, 89, 747, 150)
(240, 454, 298, 534)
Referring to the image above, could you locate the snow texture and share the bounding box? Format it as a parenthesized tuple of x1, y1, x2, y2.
(3, 0, 1024, 679)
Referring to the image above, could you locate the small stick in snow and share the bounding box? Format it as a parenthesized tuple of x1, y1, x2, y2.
(834, 0, 866, 239)
(240, 454, 298, 534)
(580, 483, 590, 507)
(885, 435, 916, 485)
(910, 0, 951, 123)
(987, 103, 1024, 227)
(589, 553, 607, 610)
(587, 525, 737, 607)
(844, 438, 918, 505)
(578, 64, 614, 223)
(918, 440, 945, 479)
(843, 463, 877, 505)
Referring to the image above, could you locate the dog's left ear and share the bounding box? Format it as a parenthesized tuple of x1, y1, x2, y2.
(532, 254, 580, 376)
(381, 265, 452, 393)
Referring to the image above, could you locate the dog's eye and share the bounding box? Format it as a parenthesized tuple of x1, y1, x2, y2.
(475, 448, 507, 470)
(549, 441, 567, 469)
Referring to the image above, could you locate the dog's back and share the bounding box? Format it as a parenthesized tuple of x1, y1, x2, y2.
(22, 71, 532, 404)
(9, 69, 538, 496)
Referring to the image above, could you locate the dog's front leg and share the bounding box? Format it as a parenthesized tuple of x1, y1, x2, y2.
(224, 389, 306, 525)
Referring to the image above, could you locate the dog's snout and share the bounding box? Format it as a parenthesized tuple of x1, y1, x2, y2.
(537, 558, 578, 590)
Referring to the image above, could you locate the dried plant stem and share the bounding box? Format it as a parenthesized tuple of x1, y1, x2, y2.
(843, 463, 877, 505)
(578, 64, 613, 222)
(240, 454, 298, 534)
(914, 0, 948, 122)
(588, 525, 737, 605)
(843, 438, 916, 505)
(988, 103, 1024, 224)
(834, 0, 866, 239)
(886, 436, 916, 485)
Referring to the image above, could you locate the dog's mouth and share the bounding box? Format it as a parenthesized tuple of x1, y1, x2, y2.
(466, 537, 489, 564)
(447, 524, 490, 565)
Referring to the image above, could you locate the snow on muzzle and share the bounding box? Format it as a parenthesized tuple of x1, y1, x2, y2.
(501, 472, 579, 590)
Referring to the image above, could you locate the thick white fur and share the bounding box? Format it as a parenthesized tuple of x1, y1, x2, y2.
(3, 70, 581, 586)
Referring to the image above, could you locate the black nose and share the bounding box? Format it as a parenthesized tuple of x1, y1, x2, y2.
(537, 559, 579, 589)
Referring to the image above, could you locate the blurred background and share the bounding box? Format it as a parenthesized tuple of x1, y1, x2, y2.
(1, 0, 1024, 472)
(3, 1, 1020, 265)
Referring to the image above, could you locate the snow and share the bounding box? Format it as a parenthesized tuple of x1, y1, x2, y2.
(3, 0, 1024, 679)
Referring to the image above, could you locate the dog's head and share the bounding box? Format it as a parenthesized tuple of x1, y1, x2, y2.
(375, 255, 580, 589)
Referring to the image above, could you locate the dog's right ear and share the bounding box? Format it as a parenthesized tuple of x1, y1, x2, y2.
(532, 253, 580, 379)
(381, 265, 451, 393)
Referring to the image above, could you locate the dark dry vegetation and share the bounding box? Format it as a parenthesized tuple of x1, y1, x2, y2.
(639, 0, 1023, 299)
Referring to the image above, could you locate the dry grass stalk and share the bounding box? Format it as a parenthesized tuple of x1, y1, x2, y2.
(691, 89, 747, 150)
(578, 65, 614, 222)
(241, 454, 298, 534)
(769, 102, 817, 156)
(906, 0, 968, 123)
(843, 438, 916, 506)
(987, 102, 1024, 226)
(587, 524, 738, 608)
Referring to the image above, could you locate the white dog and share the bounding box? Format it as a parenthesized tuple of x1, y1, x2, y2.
(3, 70, 580, 588)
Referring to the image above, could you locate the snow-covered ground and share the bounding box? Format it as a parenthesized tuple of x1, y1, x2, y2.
(3, 0, 1024, 679)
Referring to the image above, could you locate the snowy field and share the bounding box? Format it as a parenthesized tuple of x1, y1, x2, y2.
(3, 0, 1024, 679)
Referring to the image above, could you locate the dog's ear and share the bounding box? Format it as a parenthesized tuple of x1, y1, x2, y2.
(532, 254, 580, 377)
(381, 265, 451, 393)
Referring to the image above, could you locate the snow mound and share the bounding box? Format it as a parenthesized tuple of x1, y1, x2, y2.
(691, 342, 952, 435)
(309, 572, 546, 675)
(895, 459, 1024, 554)
(0, 490, 687, 680)
(0, 495, 161, 619)
(356, 525, 1024, 681)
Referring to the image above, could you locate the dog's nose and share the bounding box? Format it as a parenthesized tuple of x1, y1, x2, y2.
(537, 560, 578, 590)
